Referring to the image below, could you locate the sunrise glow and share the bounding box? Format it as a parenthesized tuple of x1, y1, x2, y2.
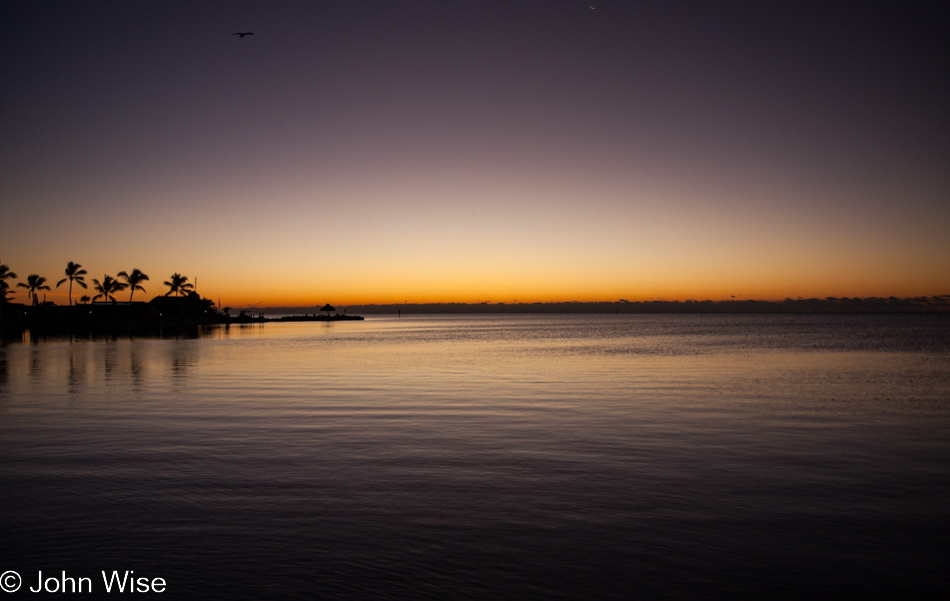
(2, 1, 947, 308)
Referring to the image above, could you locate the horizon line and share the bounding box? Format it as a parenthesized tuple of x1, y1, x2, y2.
(7, 293, 950, 308)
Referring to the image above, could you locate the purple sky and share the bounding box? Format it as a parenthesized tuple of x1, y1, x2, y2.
(2, 1, 948, 305)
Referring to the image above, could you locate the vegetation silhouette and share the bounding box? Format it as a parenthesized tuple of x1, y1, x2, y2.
(17, 274, 51, 305)
(92, 275, 127, 304)
(118, 269, 149, 303)
(0, 262, 17, 303)
(1, 264, 228, 336)
(164, 273, 194, 297)
(56, 261, 88, 306)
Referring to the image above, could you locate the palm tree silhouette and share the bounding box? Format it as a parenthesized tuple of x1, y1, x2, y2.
(163, 273, 194, 297)
(0, 262, 17, 303)
(118, 269, 149, 303)
(79, 295, 91, 304)
(56, 261, 88, 306)
(92, 275, 127, 304)
(0, 262, 16, 285)
(17, 274, 52, 306)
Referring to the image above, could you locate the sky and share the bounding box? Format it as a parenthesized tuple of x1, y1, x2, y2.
(2, 0, 948, 307)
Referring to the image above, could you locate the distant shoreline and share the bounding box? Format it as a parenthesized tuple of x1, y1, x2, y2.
(261, 297, 950, 316)
(3, 297, 948, 338)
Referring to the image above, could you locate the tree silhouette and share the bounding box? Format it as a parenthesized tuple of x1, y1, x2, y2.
(0, 262, 16, 285)
(163, 273, 194, 297)
(0, 263, 17, 303)
(118, 269, 149, 303)
(79, 295, 91, 304)
(92, 275, 127, 304)
(17, 274, 52, 306)
(56, 261, 88, 306)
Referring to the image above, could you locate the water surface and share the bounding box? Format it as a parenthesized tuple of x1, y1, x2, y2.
(2, 314, 949, 599)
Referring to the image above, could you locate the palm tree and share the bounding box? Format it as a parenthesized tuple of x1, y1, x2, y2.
(17, 274, 52, 306)
(0, 262, 16, 286)
(56, 261, 88, 306)
(0, 263, 16, 303)
(118, 269, 149, 303)
(79, 295, 91, 304)
(163, 273, 194, 297)
(91, 275, 128, 304)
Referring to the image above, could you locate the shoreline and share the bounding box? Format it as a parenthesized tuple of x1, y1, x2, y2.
(3, 296, 948, 338)
(258, 297, 950, 316)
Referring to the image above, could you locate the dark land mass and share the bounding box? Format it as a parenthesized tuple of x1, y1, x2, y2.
(275, 314, 364, 322)
(1, 294, 222, 338)
(0, 293, 363, 338)
(4, 296, 947, 338)
(265, 296, 950, 316)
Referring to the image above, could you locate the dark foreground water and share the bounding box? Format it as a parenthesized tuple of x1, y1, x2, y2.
(1, 314, 949, 599)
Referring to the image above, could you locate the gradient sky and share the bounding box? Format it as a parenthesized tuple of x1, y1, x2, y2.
(2, 0, 948, 306)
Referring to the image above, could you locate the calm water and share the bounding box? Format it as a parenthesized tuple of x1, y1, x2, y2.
(2, 314, 949, 599)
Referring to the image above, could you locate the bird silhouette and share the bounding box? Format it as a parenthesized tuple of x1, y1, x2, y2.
(232, 32, 254, 38)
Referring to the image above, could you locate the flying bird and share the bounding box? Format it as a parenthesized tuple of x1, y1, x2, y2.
(232, 32, 254, 38)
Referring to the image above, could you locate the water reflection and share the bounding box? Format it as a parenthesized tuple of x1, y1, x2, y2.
(130, 345, 145, 392)
(101, 340, 119, 382)
(68, 347, 86, 394)
(0, 349, 7, 403)
(208, 323, 266, 340)
(1, 315, 948, 601)
(28, 347, 43, 386)
(167, 339, 199, 385)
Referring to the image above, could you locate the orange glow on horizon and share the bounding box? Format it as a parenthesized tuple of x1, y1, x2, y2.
(10, 280, 948, 309)
(6, 243, 947, 308)
(3, 2, 948, 315)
